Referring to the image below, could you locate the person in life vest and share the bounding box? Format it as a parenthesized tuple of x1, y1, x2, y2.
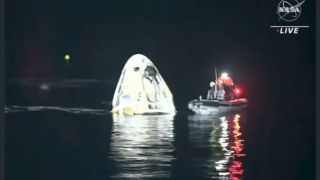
(216, 73, 236, 100)
(217, 73, 234, 86)
(216, 79, 224, 90)
(224, 77, 233, 86)
(207, 81, 215, 99)
(212, 80, 224, 100)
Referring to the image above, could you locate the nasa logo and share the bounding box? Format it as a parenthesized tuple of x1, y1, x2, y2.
(270, 0, 308, 34)
(277, 0, 305, 22)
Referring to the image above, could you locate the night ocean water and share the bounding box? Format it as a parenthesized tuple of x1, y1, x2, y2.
(5, 0, 315, 179)
(4, 79, 314, 180)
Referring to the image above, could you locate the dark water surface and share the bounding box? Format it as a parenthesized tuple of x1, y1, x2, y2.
(5, 80, 314, 180)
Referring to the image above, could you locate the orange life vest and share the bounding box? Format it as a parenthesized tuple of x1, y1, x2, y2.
(216, 77, 233, 86)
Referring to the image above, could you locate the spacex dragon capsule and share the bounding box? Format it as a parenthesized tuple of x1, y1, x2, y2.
(111, 54, 176, 115)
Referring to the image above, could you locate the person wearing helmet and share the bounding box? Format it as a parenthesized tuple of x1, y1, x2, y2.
(207, 81, 215, 99)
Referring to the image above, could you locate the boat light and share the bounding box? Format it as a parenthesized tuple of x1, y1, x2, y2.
(221, 73, 228, 78)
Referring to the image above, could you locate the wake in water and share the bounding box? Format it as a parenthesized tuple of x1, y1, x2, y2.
(5, 105, 108, 115)
(5, 78, 115, 114)
(6, 78, 115, 88)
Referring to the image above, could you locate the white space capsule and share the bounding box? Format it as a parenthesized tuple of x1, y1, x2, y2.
(111, 54, 176, 115)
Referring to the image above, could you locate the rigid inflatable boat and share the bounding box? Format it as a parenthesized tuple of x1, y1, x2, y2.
(188, 98, 248, 115)
(188, 71, 248, 115)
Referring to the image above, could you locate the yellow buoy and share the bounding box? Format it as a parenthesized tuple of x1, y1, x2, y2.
(64, 55, 70, 61)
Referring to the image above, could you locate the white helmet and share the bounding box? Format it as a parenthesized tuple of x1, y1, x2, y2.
(210, 81, 215, 87)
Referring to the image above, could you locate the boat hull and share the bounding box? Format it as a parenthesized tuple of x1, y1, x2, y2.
(188, 98, 248, 115)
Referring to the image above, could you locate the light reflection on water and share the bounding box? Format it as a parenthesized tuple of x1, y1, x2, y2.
(5, 104, 245, 180)
(229, 114, 244, 180)
(188, 113, 245, 180)
(109, 114, 175, 179)
(109, 113, 245, 180)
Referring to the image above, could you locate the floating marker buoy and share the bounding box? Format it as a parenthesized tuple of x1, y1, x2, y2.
(40, 84, 50, 90)
(64, 55, 70, 61)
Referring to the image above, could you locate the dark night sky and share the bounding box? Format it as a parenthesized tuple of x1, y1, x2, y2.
(5, 0, 316, 111)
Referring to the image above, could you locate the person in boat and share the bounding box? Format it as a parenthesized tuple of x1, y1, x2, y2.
(224, 85, 235, 100)
(207, 81, 215, 99)
(214, 80, 224, 100)
(216, 74, 236, 101)
(217, 76, 233, 86)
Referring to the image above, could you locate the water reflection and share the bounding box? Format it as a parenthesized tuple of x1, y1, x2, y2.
(109, 114, 175, 179)
(188, 113, 245, 180)
(229, 114, 244, 180)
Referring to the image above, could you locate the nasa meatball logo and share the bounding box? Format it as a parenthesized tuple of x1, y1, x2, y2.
(270, 0, 308, 34)
(277, 0, 305, 22)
